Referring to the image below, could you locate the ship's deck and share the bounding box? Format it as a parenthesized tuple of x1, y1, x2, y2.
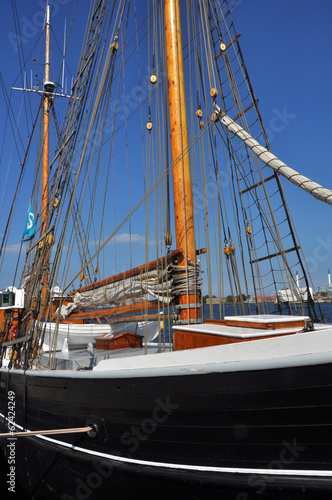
(38, 342, 164, 370)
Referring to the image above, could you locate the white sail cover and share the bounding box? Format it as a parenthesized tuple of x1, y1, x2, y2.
(59, 267, 173, 318)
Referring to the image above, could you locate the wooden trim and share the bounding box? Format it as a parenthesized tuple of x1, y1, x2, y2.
(94, 313, 173, 324)
(68, 300, 159, 320)
(224, 319, 305, 330)
(68, 248, 182, 296)
(205, 319, 227, 326)
(206, 318, 305, 330)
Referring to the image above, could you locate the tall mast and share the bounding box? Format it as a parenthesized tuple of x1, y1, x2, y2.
(164, 0, 200, 323)
(42, 5, 51, 235)
(41, 4, 55, 300)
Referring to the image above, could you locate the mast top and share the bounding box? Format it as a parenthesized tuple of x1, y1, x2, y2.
(46, 3, 50, 26)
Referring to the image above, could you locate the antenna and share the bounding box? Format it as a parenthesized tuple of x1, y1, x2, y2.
(61, 19, 66, 94)
(11, 2, 74, 99)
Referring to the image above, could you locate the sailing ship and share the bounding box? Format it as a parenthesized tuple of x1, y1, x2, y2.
(0, 1, 332, 498)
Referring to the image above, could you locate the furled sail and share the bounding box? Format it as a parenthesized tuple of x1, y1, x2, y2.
(59, 267, 173, 318)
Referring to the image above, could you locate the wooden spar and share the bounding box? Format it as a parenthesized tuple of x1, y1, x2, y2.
(68, 248, 182, 295)
(164, 0, 200, 322)
(97, 314, 174, 324)
(40, 5, 53, 304)
(68, 300, 159, 320)
(42, 6, 51, 236)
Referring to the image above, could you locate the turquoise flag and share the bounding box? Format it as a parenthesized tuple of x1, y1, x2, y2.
(22, 202, 36, 241)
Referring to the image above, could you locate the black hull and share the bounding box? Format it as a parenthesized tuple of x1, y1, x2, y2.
(2, 437, 332, 500)
(1, 361, 332, 499)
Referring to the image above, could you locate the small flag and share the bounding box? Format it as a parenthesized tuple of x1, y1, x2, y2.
(22, 202, 36, 241)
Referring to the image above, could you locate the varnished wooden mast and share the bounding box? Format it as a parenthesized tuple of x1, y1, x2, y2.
(40, 5, 53, 304)
(164, 0, 200, 323)
(42, 5, 51, 236)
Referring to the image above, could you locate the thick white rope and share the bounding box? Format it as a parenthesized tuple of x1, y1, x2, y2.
(215, 105, 332, 206)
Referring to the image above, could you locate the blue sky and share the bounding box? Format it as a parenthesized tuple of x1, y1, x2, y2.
(0, 0, 331, 293)
(233, 0, 332, 290)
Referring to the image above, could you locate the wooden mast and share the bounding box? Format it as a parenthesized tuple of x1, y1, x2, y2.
(41, 4, 55, 303)
(164, 0, 200, 323)
(42, 5, 51, 237)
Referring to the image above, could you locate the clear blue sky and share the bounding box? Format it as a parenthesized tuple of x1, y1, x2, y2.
(0, 0, 331, 292)
(234, 0, 332, 290)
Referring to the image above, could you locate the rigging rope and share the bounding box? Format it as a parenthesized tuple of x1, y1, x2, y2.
(217, 107, 332, 206)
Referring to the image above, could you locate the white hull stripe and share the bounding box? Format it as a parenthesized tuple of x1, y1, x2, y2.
(1, 412, 332, 478)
